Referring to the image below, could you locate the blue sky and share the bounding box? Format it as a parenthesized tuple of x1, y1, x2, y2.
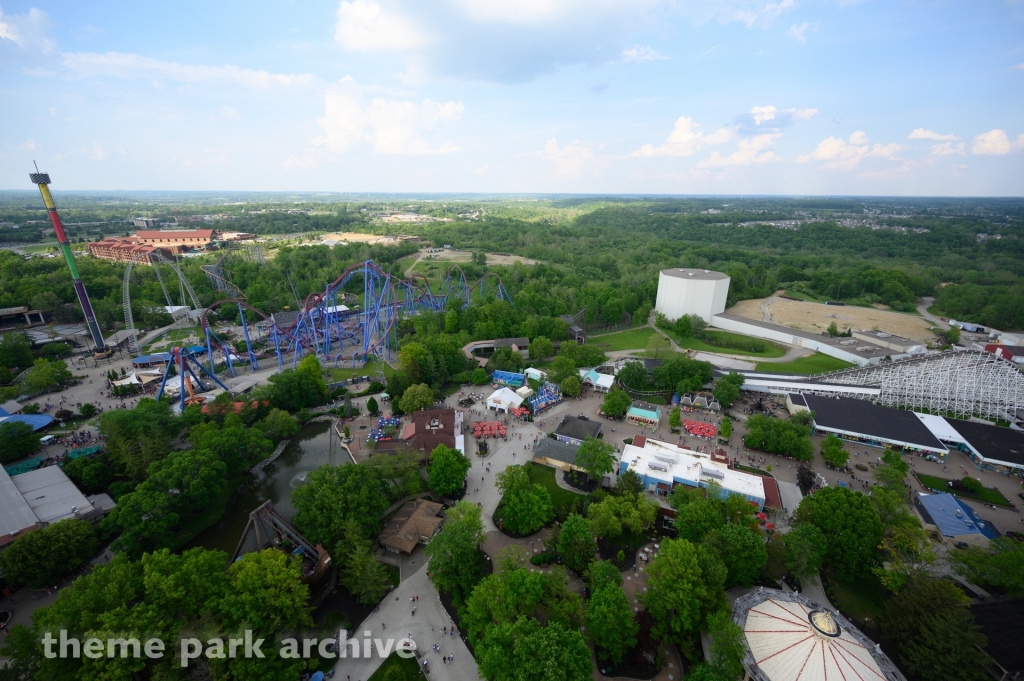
(1, 0, 1022, 195)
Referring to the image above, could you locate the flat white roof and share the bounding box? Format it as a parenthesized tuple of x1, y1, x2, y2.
(487, 387, 524, 409)
(660, 268, 729, 281)
(621, 439, 765, 500)
(0, 467, 38, 539)
(915, 412, 967, 443)
(12, 466, 95, 524)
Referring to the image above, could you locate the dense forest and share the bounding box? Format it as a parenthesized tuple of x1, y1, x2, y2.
(0, 194, 1022, 332)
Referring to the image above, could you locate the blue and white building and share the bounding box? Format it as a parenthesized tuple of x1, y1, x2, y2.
(617, 437, 766, 511)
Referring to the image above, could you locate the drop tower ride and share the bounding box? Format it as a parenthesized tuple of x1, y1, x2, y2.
(29, 167, 108, 354)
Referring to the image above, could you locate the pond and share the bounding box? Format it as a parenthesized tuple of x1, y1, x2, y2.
(182, 420, 348, 555)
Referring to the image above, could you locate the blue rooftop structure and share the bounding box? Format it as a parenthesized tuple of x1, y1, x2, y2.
(0, 414, 54, 431)
(132, 352, 171, 366)
(917, 493, 1000, 540)
(491, 370, 525, 387)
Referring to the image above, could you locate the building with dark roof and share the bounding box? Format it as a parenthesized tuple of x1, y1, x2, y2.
(803, 393, 948, 458)
(532, 438, 581, 471)
(553, 414, 602, 445)
(378, 499, 444, 554)
(971, 599, 1024, 680)
(943, 417, 1024, 475)
(915, 492, 999, 548)
(374, 408, 457, 455)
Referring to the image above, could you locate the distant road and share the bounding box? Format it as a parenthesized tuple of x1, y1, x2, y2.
(916, 296, 949, 330)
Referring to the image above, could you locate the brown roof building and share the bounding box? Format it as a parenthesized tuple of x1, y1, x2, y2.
(87, 237, 172, 265)
(375, 408, 458, 455)
(135, 229, 215, 251)
(379, 499, 444, 554)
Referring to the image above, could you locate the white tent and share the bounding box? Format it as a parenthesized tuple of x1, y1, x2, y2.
(515, 386, 535, 399)
(486, 387, 524, 412)
(111, 371, 142, 386)
(525, 367, 547, 382)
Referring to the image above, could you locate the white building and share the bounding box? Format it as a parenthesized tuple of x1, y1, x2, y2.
(655, 268, 730, 323)
(485, 387, 524, 412)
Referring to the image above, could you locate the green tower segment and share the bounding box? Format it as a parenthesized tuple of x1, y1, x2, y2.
(29, 170, 107, 352)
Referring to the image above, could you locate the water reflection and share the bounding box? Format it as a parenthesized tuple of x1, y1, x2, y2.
(183, 420, 346, 555)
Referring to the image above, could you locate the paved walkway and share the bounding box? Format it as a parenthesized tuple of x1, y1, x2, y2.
(916, 296, 949, 330)
(328, 546, 481, 681)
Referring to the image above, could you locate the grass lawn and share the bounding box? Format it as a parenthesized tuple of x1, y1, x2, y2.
(368, 652, 426, 680)
(755, 353, 856, 375)
(916, 473, 1011, 506)
(527, 462, 585, 509)
(328, 358, 399, 383)
(173, 475, 249, 549)
(589, 327, 655, 351)
(823, 569, 889, 623)
(664, 330, 787, 358)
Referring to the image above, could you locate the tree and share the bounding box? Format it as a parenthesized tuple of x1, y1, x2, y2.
(343, 538, 392, 605)
(705, 523, 767, 588)
(588, 493, 658, 538)
(950, 537, 1024, 597)
(63, 455, 113, 494)
(796, 486, 883, 577)
(558, 513, 597, 573)
(588, 582, 638, 665)
(0, 420, 39, 464)
(827, 321, 840, 337)
(478, 618, 593, 681)
(669, 406, 682, 429)
(742, 414, 813, 460)
(615, 469, 644, 497)
(100, 482, 179, 559)
(429, 443, 472, 496)
(0, 519, 98, 588)
(291, 463, 390, 545)
(267, 365, 328, 412)
(642, 538, 709, 640)
(673, 496, 725, 544)
(471, 366, 488, 384)
(487, 346, 526, 373)
(720, 416, 732, 439)
(426, 501, 486, 594)
(529, 336, 554, 359)
(25, 357, 71, 393)
(945, 326, 961, 345)
(617, 360, 648, 391)
(783, 523, 828, 579)
(366, 395, 379, 414)
(99, 398, 181, 479)
(78, 402, 97, 418)
(646, 332, 671, 359)
(148, 447, 227, 510)
(705, 610, 746, 681)
(601, 387, 632, 418)
(560, 374, 582, 397)
(366, 450, 424, 499)
(712, 375, 742, 409)
(257, 407, 299, 440)
(586, 559, 622, 591)
(900, 607, 988, 681)
(796, 463, 816, 496)
(879, 578, 969, 657)
(0, 331, 33, 369)
(496, 465, 553, 535)
(873, 446, 909, 489)
(820, 433, 849, 469)
(575, 436, 616, 481)
(399, 382, 434, 413)
(673, 314, 693, 339)
(874, 524, 936, 593)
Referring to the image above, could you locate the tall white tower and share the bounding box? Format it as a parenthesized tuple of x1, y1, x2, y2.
(655, 268, 731, 323)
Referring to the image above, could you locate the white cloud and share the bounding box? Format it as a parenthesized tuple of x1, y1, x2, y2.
(621, 45, 667, 63)
(61, 52, 318, 89)
(1014, 63, 1024, 72)
(791, 108, 817, 120)
(219, 106, 241, 119)
(314, 89, 463, 155)
(475, 164, 490, 174)
(0, 7, 55, 53)
(788, 22, 809, 43)
(750, 105, 777, 125)
(971, 129, 1024, 156)
(697, 133, 781, 168)
(930, 142, 965, 157)
(907, 128, 958, 141)
(20, 139, 37, 150)
(634, 117, 732, 157)
(797, 131, 902, 170)
(91, 143, 106, 161)
(334, 0, 430, 51)
(542, 138, 596, 178)
(327, 0, 799, 83)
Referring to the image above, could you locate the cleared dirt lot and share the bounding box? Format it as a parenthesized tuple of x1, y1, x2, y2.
(416, 249, 539, 266)
(728, 296, 937, 342)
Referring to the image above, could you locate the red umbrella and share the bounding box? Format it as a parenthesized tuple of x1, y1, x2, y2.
(756, 512, 767, 521)
(765, 523, 776, 530)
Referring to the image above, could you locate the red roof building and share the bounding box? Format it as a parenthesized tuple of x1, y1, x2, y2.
(87, 236, 172, 265)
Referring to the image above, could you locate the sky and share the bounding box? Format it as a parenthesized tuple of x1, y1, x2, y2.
(1, 0, 1023, 195)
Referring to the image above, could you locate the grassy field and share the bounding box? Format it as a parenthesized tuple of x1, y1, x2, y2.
(368, 652, 426, 680)
(779, 289, 826, 303)
(917, 474, 1011, 506)
(755, 353, 856, 375)
(528, 462, 585, 509)
(823, 569, 889, 623)
(328, 358, 399, 384)
(589, 327, 655, 351)
(142, 327, 203, 353)
(662, 331, 787, 358)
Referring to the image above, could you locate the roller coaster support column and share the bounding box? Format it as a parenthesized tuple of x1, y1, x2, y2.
(29, 169, 107, 352)
(272, 324, 283, 372)
(238, 302, 259, 372)
(205, 327, 216, 375)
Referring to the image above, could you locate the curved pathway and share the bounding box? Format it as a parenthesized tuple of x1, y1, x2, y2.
(916, 296, 949, 330)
